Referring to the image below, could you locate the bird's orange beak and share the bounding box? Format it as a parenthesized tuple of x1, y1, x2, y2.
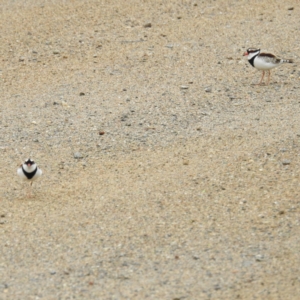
(243, 52, 248, 56)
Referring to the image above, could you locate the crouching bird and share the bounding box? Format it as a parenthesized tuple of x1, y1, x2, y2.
(17, 158, 42, 197)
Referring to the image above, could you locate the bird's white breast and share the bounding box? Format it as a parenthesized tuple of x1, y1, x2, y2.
(17, 167, 27, 180)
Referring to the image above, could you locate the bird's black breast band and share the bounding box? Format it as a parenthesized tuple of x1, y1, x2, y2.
(248, 55, 257, 67)
(22, 166, 38, 179)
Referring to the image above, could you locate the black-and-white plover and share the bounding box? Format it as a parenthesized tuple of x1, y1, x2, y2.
(243, 48, 293, 85)
(17, 158, 42, 197)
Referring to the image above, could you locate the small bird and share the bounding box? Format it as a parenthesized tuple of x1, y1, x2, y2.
(17, 158, 42, 197)
(243, 48, 293, 85)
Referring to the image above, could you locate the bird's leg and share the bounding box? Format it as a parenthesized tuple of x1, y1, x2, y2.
(266, 70, 271, 85)
(27, 182, 33, 198)
(258, 71, 265, 85)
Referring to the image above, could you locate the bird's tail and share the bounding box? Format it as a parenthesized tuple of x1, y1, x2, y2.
(282, 59, 294, 63)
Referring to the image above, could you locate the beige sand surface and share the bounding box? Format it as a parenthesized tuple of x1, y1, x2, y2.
(1, 0, 300, 299)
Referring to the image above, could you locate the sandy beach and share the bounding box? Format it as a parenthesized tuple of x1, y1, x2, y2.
(1, 0, 300, 299)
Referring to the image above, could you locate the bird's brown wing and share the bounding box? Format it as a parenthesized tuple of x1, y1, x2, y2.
(260, 53, 280, 64)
